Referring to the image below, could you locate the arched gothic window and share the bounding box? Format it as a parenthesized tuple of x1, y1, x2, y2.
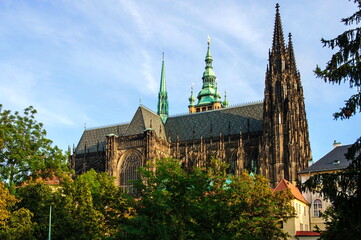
(226, 150, 238, 175)
(120, 152, 141, 194)
(313, 199, 322, 218)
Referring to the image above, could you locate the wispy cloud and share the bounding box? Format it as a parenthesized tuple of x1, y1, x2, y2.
(0, 0, 359, 160)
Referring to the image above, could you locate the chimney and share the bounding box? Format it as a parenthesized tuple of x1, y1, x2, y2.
(333, 140, 342, 148)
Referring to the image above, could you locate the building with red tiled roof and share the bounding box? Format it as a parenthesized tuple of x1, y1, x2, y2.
(274, 179, 308, 204)
(274, 179, 319, 240)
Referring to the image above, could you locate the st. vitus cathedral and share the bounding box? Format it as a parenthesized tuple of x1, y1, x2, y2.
(71, 4, 312, 190)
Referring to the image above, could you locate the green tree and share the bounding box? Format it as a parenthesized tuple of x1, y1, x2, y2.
(0, 182, 35, 240)
(303, 0, 361, 239)
(0, 105, 68, 191)
(75, 169, 130, 237)
(16, 170, 129, 240)
(16, 181, 56, 239)
(119, 158, 294, 240)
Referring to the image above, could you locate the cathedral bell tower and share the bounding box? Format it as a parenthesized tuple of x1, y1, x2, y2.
(189, 37, 226, 113)
(260, 4, 312, 187)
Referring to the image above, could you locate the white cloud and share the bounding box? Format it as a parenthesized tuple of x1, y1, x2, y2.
(0, 0, 358, 160)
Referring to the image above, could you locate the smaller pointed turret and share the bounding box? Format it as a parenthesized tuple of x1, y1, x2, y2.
(188, 86, 196, 113)
(188, 86, 196, 106)
(214, 82, 222, 103)
(222, 91, 229, 107)
(157, 53, 169, 123)
(287, 33, 297, 72)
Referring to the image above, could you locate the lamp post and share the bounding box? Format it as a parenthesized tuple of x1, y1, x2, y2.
(48, 205, 52, 240)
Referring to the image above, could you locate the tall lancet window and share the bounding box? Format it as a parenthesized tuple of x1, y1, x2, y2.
(120, 152, 141, 194)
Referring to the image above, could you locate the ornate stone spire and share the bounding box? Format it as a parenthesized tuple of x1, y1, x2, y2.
(272, 3, 286, 55)
(157, 53, 169, 123)
(287, 33, 297, 72)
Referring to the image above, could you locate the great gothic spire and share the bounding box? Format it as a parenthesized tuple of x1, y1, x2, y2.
(157, 53, 169, 123)
(272, 3, 285, 54)
(260, 4, 312, 187)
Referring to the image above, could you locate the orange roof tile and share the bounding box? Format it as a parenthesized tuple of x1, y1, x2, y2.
(295, 231, 321, 236)
(274, 179, 308, 204)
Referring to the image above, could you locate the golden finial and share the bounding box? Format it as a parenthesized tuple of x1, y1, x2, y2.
(207, 35, 211, 46)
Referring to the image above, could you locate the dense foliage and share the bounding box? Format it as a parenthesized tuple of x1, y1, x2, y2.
(0, 105, 68, 192)
(15, 170, 129, 240)
(118, 158, 295, 240)
(303, 1, 361, 239)
(0, 158, 295, 240)
(0, 182, 34, 240)
(314, 1, 361, 120)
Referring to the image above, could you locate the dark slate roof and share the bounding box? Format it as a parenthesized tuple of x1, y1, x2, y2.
(75, 123, 129, 154)
(75, 105, 166, 154)
(125, 105, 166, 140)
(300, 145, 352, 173)
(75, 103, 262, 154)
(165, 102, 263, 142)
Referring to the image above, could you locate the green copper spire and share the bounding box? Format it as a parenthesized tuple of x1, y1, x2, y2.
(214, 82, 222, 103)
(157, 53, 168, 123)
(203, 36, 216, 82)
(196, 37, 219, 106)
(222, 91, 229, 107)
(188, 86, 196, 107)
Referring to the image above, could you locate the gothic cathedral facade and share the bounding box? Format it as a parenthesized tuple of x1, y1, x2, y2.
(71, 4, 312, 189)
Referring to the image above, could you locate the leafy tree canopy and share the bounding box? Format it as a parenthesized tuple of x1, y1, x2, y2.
(0, 182, 34, 240)
(0, 105, 68, 191)
(16, 169, 129, 240)
(314, 0, 361, 120)
(118, 158, 295, 240)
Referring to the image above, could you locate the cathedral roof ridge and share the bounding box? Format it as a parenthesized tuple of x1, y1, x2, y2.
(85, 122, 129, 131)
(226, 100, 263, 109)
(168, 100, 263, 119)
(138, 104, 158, 115)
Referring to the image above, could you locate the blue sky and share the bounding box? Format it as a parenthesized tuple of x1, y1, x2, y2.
(0, 0, 360, 161)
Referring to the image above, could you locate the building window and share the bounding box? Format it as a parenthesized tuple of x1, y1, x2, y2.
(120, 152, 141, 194)
(300, 223, 303, 231)
(304, 206, 306, 216)
(298, 204, 302, 215)
(313, 199, 322, 218)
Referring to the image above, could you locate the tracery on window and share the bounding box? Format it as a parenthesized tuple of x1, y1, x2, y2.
(120, 152, 141, 194)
